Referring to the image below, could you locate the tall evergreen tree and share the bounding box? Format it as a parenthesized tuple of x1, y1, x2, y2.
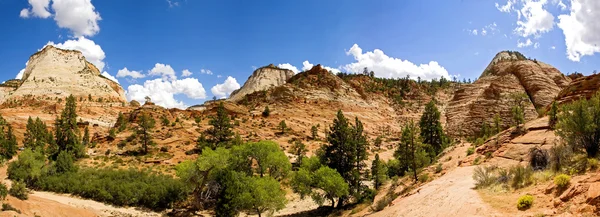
(0, 125, 17, 160)
(137, 113, 156, 154)
(371, 154, 387, 190)
(206, 102, 234, 147)
(320, 110, 367, 207)
(82, 126, 90, 147)
(23, 117, 51, 153)
(419, 100, 445, 155)
(394, 121, 430, 181)
(54, 95, 83, 158)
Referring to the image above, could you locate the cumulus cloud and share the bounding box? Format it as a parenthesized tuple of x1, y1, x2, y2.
(101, 71, 119, 83)
(517, 38, 534, 47)
(514, 0, 555, 38)
(19, 0, 52, 18)
(20, 0, 101, 37)
(182, 69, 192, 77)
(117, 67, 145, 79)
(211, 76, 241, 99)
(149, 63, 177, 81)
(46, 36, 106, 71)
(127, 78, 207, 109)
(557, 0, 600, 61)
(200, 69, 213, 75)
(342, 44, 450, 80)
(277, 63, 299, 73)
(300, 61, 341, 73)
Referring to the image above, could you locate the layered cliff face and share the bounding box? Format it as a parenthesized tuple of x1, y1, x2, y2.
(446, 51, 570, 137)
(6, 45, 126, 103)
(556, 73, 600, 105)
(228, 64, 295, 102)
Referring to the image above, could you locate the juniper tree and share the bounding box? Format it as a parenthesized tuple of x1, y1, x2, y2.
(0, 125, 17, 160)
(54, 95, 83, 159)
(290, 140, 308, 166)
(371, 154, 387, 190)
(278, 120, 287, 135)
(394, 121, 431, 181)
(82, 126, 90, 147)
(23, 117, 51, 153)
(311, 124, 319, 140)
(136, 113, 156, 154)
(320, 110, 367, 207)
(419, 100, 446, 155)
(548, 101, 558, 129)
(206, 102, 234, 147)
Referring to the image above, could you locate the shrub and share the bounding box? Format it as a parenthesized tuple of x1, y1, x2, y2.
(473, 157, 481, 165)
(510, 165, 533, 189)
(517, 195, 534, 210)
(0, 182, 8, 200)
(262, 106, 270, 117)
(529, 147, 549, 171)
(9, 181, 28, 200)
(1, 203, 20, 213)
(549, 144, 572, 172)
(419, 173, 429, 182)
(588, 158, 598, 171)
(554, 174, 571, 189)
(473, 166, 496, 188)
(497, 168, 510, 183)
(435, 163, 443, 173)
(466, 147, 475, 156)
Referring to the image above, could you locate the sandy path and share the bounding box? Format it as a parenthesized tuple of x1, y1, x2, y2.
(371, 166, 501, 217)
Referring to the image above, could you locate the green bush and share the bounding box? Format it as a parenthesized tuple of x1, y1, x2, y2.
(33, 168, 186, 210)
(0, 182, 8, 200)
(419, 173, 429, 182)
(435, 163, 443, 173)
(588, 158, 598, 171)
(9, 181, 28, 200)
(510, 165, 533, 189)
(517, 195, 534, 210)
(466, 147, 475, 156)
(1, 203, 20, 213)
(554, 174, 571, 189)
(473, 157, 481, 165)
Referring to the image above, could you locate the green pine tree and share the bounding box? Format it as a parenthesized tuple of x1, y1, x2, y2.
(206, 102, 234, 147)
(54, 95, 83, 159)
(419, 100, 446, 155)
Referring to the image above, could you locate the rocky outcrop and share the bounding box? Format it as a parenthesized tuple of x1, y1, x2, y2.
(228, 64, 294, 102)
(7, 45, 127, 103)
(556, 73, 600, 105)
(446, 51, 570, 137)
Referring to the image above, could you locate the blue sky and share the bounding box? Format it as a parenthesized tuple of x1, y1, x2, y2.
(0, 0, 598, 108)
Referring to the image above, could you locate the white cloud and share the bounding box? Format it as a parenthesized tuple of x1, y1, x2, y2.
(301, 61, 340, 73)
(557, 0, 600, 61)
(182, 69, 192, 77)
(167, 0, 179, 7)
(20, 0, 101, 37)
(514, 0, 555, 38)
(20, 0, 52, 18)
(217, 75, 222, 78)
(16, 69, 25, 80)
(126, 78, 207, 109)
(101, 71, 119, 83)
(468, 23, 498, 37)
(551, 46, 556, 49)
(534, 42, 540, 48)
(211, 76, 241, 99)
(149, 63, 177, 81)
(470, 29, 478, 35)
(277, 63, 299, 73)
(517, 38, 534, 47)
(46, 36, 106, 71)
(481, 29, 488, 36)
(51, 0, 101, 37)
(496, 0, 517, 12)
(117, 67, 145, 79)
(342, 44, 450, 80)
(200, 69, 213, 75)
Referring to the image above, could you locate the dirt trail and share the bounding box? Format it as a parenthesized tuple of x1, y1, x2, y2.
(371, 166, 501, 217)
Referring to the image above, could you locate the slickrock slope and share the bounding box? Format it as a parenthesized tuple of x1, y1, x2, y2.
(7, 46, 126, 103)
(228, 64, 295, 102)
(446, 51, 570, 137)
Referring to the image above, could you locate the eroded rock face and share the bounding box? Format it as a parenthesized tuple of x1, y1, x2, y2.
(556, 73, 600, 105)
(7, 45, 127, 102)
(228, 64, 294, 102)
(446, 51, 570, 137)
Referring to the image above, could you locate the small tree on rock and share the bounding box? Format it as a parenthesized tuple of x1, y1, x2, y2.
(137, 113, 156, 154)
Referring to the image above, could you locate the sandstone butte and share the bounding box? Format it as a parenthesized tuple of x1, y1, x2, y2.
(228, 64, 295, 102)
(445, 51, 570, 138)
(0, 45, 126, 105)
